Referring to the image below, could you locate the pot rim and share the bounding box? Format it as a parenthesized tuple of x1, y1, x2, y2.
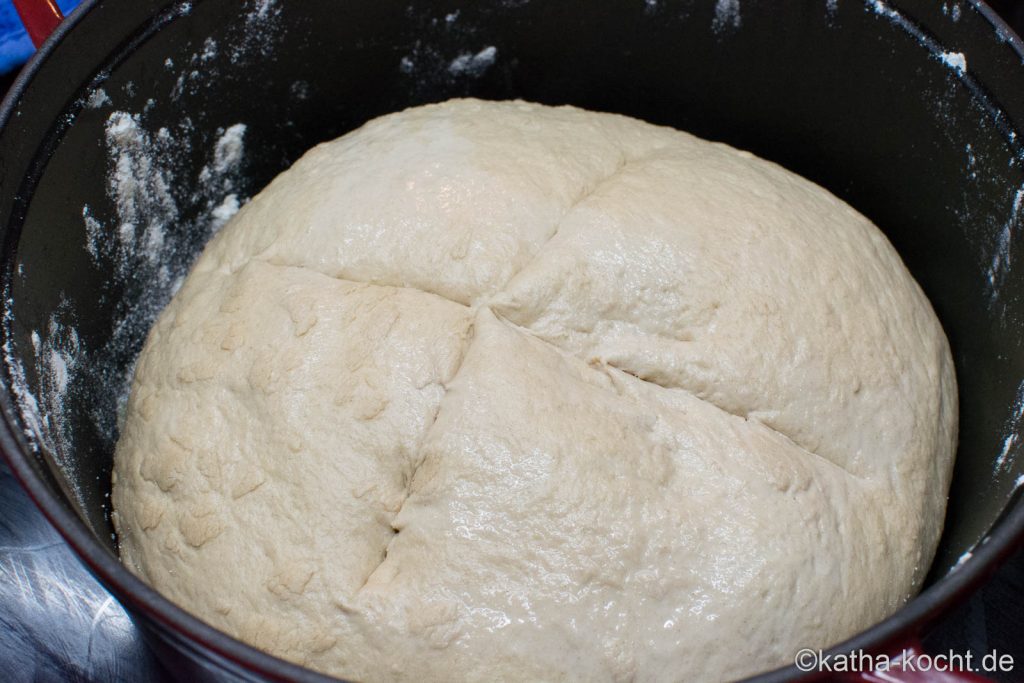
(1, 1, 1022, 682)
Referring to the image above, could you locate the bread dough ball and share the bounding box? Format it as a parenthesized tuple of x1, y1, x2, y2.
(112, 99, 957, 682)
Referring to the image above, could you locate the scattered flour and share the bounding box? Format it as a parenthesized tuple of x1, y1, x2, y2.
(826, 0, 839, 16)
(448, 46, 498, 77)
(867, 0, 974, 89)
(5, 106, 250, 493)
(398, 7, 508, 89)
(200, 37, 218, 62)
(2, 300, 85, 510)
(987, 185, 1024, 300)
(866, 0, 1020, 213)
(965, 143, 977, 177)
(867, 0, 898, 20)
(77, 110, 248, 451)
(232, 0, 282, 63)
(48, 347, 69, 395)
(3, 322, 45, 451)
(2, 1, 272, 507)
(289, 80, 311, 101)
(998, 435, 1017, 470)
(200, 124, 248, 183)
(995, 379, 1024, 473)
(102, 112, 178, 276)
(82, 205, 103, 262)
(85, 110, 247, 293)
(211, 193, 241, 229)
(712, 0, 741, 31)
(86, 88, 112, 110)
(171, 0, 282, 101)
(253, 0, 274, 18)
(940, 50, 967, 73)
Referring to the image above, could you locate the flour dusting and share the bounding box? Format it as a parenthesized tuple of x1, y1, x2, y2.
(995, 379, 1024, 473)
(987, 185, 1024, 300)
(4, 323, 45, 451)
(232, 0, 283, 63)
(448, 46, 498, 77)
(0, 0, 280, 521)
(867, 1, 980, 87)
(171, 0, 283, 101)
(82, 205, 104, 262)
(200, 124, 248, 184)
(940, 51, 967, 73)
(86, 88, 112, 110)
(200, 37, 218, 62)
(102, 112, 178, 278)
(211, 194, 241, 229)
(289, 80, 311, 101)
(10, 64, 251, 460)
(997, 434, 1017, 470)
(7, 108, 250, 471)
(712, 0, 741, 31)
(397, 6, 508, 89)
(2, 300, 85, 508)
(867, 0, 897, 20)
(965, 143, 977, 179)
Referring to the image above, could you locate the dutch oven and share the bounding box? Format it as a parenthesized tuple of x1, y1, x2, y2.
(1, 0, 1023, 680)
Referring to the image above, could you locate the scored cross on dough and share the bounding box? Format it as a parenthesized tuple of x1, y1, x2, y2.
(112, 99, 957, 683)
(352, 308, 898, 683)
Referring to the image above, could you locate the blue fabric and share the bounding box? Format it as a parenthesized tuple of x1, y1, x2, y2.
(0, 0, 83, 74)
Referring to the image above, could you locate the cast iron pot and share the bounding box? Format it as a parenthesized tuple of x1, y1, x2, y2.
(1, 0, 1023, 681)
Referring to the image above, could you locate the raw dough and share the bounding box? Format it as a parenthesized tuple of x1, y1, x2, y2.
(112, 99, 957, 682)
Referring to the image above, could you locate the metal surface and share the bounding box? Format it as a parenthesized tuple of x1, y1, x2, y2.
(0, 458, 168, 682)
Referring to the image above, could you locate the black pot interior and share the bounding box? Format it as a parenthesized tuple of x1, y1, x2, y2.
(1, 0, 1023, 671)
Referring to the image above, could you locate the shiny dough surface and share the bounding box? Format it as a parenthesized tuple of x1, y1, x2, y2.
(112, 99, 957, 682)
